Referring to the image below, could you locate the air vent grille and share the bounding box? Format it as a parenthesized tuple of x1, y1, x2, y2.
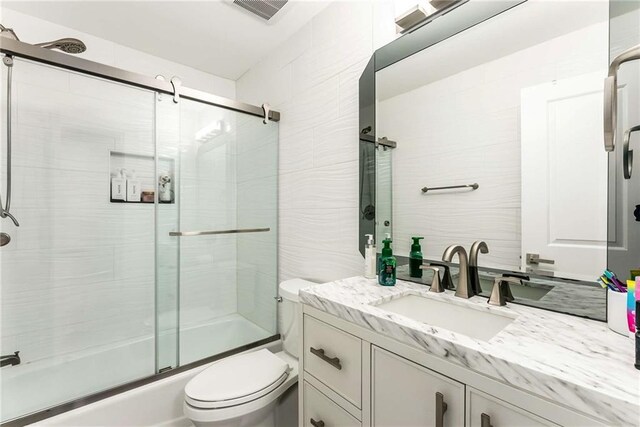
(233, 0, 288, 20)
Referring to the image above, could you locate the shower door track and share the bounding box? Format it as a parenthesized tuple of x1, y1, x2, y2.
(0, 37, 280, 122)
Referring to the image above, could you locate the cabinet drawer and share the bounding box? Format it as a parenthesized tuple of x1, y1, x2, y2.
(467, 387, 558, 427)
(303, 314, 362, 407)
(304, 381, 361, 427)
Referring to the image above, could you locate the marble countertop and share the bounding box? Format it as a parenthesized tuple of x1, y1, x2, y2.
(299, 276, 639, 426)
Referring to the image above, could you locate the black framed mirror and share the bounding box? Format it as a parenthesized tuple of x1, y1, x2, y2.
(358, 0, 620, 321)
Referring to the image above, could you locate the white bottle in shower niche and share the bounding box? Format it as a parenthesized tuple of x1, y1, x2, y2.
(126, 170, 141, 202)
(111, 168, 127, 201)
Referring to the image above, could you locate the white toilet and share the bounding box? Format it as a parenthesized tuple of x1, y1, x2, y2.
(183, 279, 317, 427)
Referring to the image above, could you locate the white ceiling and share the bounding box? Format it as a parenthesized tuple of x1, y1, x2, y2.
(1, 0, 331, 80)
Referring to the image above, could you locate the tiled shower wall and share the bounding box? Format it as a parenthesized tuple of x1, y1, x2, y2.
(0, 9, 237, 364)
(237, 1, 398, 283)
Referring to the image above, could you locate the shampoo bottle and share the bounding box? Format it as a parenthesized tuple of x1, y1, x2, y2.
(409, 236, 424, 278)
(364, 234, 376, 279)
(126, 170, 141, 202)
(378, 233, 396, 286)
(111, 168, 127, 201)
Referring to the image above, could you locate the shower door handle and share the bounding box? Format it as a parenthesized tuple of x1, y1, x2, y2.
(169, 227, 270, 237)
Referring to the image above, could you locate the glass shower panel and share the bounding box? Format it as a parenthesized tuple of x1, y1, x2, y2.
(174, 99, 278, 365)
(155, 93, 180, 372)
(0, 59, 156, 422)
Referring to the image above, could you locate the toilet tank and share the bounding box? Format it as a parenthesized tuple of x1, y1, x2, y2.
(278, 279, 318, 359)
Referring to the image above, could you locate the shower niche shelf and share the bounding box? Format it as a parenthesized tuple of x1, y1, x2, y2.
(109, 150, 175, 204)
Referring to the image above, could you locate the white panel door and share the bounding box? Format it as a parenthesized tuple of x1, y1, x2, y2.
(521, 72, 607, 280)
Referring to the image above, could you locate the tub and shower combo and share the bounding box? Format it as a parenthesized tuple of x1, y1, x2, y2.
(0, 34, 280, 425)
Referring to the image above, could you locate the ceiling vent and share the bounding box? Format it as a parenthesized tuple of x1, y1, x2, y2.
(233, 0, 289, 20)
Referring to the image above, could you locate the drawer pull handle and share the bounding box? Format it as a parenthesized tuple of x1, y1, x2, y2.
(435, 392, 448, 427)
(310, 347, 342, 370)
(310, 418, 325, 427)
(481, 413, 493, 427)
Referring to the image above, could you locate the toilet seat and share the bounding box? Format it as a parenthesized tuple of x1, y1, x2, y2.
(185, 349, 290, 410)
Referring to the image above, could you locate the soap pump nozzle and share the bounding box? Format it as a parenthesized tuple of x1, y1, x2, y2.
(366, 234, 374, 247)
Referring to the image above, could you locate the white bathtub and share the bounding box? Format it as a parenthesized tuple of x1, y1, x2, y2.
(1, 314, 273, 424)
(35, 341, 294, 427)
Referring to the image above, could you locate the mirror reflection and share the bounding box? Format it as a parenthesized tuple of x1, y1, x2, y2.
(375, 1, 612, 319)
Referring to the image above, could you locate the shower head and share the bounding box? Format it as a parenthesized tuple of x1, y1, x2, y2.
(0, 24, 20, 41)
(34, 38, 86, 54)
(1, 24, 86, 54)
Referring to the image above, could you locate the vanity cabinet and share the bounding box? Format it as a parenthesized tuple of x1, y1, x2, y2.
(303, 314, 362, 408)
(371, 346, 465, 427)
(299, 308, 607, 427)
(466, 387, 557, 427)
(303, 381, 361, 427)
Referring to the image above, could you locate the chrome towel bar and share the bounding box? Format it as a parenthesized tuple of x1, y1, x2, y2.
(421, 183, 478, 193)
(169, 228, 270, 237)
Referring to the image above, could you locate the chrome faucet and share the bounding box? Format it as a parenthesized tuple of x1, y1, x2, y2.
(469, 241, 488, 295)
(442, 245, 472, 298)
(1, 351, 20, 368)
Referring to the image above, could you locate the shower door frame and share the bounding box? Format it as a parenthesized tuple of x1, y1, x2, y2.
(0, 37, 281, 427)
(0, 37, 280, 122)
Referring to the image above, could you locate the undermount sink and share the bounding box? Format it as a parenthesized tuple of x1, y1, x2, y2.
(374, 294, 515, 341)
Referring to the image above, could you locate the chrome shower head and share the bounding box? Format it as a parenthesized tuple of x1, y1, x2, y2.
(34, 38, 86, 54)
(0, 24, 20, 41)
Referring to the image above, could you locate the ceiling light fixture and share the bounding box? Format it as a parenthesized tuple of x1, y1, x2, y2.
(395, 0, 467, 34)
(233, 0, 289, 21)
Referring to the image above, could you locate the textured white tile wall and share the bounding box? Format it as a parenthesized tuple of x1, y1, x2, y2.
(237, 1, 398, 284)
(378, 22, 607, 271)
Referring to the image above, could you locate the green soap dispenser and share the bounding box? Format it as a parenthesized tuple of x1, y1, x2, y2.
(409, 237, 424, 278)
(378, 233, 397, 286)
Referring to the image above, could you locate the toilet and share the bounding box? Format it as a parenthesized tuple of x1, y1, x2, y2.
(183, 279, 317, 427)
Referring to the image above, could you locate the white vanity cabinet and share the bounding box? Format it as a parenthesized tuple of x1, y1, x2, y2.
(466, 387, 557, 427)
(303, 381, 361, 427)
(371, 346, 465, 427)
(299, 307, 608, 427)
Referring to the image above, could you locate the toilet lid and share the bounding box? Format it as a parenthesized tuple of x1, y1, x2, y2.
(185, 349, 290, 409)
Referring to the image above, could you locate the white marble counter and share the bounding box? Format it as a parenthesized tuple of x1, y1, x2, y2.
(300, 276, 640, 426)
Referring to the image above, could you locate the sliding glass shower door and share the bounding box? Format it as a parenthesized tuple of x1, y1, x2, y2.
(157, 97, 278, 367)
(0, 58, 157, 421)
(0, 56, 278, 423)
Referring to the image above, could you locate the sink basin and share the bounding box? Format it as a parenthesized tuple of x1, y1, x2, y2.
(478, 277, 553, 301)
(374, 294, 515, 341)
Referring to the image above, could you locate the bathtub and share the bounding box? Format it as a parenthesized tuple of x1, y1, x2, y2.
(1, 314, 273, 424)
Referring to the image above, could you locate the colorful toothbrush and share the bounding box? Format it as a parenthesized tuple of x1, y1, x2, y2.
(604, 270, 627, 292)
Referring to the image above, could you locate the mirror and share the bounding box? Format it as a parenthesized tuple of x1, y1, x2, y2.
(363, 0, 618, 320)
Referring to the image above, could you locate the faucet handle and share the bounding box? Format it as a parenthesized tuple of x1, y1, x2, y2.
(488, 277, 521, 306)
(420, 266, 444, 293)
(427, 262, 455, 290)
